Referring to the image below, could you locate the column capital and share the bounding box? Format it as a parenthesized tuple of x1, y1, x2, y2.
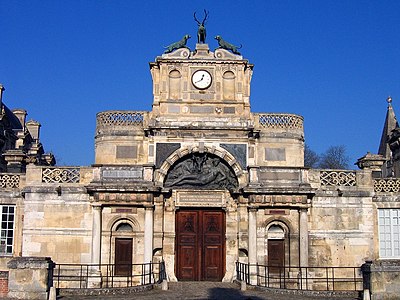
(92, 204, 102, 210)
(144, 205, 155, 210)
(248, 206, 258, 212)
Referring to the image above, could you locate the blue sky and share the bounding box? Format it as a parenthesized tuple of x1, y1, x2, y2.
(1, 1, 400, 167)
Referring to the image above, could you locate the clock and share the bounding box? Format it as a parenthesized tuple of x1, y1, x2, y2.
(192, 70, 212, 90)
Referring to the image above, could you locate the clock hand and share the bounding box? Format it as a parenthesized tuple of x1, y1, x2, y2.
(195, 74, 205, 83)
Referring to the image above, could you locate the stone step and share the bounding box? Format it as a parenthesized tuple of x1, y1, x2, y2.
(168, 281, 239, 291)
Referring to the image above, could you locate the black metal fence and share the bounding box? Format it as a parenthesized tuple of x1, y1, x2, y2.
(54, 261, 166, 289)
(236, 262, 363, 291)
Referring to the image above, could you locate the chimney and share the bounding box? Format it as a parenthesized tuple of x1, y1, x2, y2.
(12, 109, 27, 129)
(0, 84, 4, 110)
(26, 120, 41, 142)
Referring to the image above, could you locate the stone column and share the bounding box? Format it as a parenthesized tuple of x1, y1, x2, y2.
(299, 208, 309, 267)
(91, 205, 102, 265)
(88, 204, 103, 287)
(144, 206, 154, 263)
(163, 196, 177, 281)
(144, 206, 154, 284)
(248, 207, 257, 285)
(223, 196, 238, 282)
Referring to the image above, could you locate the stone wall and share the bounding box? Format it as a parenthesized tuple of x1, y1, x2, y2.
(22, 186, 92, 263)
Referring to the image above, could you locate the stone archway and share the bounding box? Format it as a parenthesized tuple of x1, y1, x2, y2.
(156, 144, 245, 282)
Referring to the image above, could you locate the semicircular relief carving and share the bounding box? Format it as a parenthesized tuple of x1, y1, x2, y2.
(164, 153, 238, 190)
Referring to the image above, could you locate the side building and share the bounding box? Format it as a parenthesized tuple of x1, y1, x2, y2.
(0, 84, 55, 265)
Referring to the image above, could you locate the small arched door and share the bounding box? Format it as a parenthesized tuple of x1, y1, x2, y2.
(114, 223, 133, 276)
(267, 225, 285, 273)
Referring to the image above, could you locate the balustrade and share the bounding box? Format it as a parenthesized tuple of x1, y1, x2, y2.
(0, 174, 20, 188)
(255, 113, 303, 130)
(42, 167, 80, 183)
(374, 178, 400, 193)
(96, 111, 145, 128)
(320, 170, 356, 187)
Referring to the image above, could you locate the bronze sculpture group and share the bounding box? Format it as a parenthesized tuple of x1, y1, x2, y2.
(164, 11, 242, 55)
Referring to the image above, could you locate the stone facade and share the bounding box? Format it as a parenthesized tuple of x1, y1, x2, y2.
(1, 40, 400, 298)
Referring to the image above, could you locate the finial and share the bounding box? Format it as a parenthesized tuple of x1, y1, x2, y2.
(387, 96, 393, 105)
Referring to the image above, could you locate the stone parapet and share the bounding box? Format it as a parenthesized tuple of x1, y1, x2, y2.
(370, 260, 400, 299)
(7, 257, 54, 300)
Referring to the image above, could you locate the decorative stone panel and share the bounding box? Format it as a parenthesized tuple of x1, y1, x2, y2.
(101, 166, 143, 182)
(374, 178, 400, 193)
(42, 167, 80, 183)
(0, 173, 20, 188)
(320, 170, 356, 187)
(156, 143, 181, 168)
(250, 194, 307, 206)
(220, 143, 247, 169)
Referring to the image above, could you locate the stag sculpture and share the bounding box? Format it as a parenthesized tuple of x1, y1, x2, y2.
(194, 10, 209, 44)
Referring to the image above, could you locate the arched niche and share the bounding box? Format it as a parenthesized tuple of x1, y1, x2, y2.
(223, 71, 235, 100)
(169, 70, 181, 100)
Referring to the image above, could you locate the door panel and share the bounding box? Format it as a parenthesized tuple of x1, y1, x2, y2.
(176, 210, 225, 281)
(176, 211, 199, 280)
(268, 239, 284, 273)
(115, 238, 133, 276)
(202, 211, 224, 281)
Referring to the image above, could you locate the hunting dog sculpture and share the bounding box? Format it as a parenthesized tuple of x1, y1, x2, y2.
(215, 35, 242, 55)
(164, 35, 191, 54)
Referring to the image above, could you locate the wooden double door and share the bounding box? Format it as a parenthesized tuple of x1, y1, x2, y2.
(176, 209, 225, 281)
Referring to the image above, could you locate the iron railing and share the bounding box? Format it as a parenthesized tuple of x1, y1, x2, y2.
(54, 261, 166, 289)
(236, 262, 362, 291)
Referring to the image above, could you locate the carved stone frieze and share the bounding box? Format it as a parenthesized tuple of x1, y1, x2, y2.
(164, 153, 238, 190)
(250, 194, 307, 206)
(94, 193, 151, 203)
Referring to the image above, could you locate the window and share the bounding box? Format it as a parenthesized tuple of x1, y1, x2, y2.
(378, 209, 400, 258)
(0, 205, 15, 255)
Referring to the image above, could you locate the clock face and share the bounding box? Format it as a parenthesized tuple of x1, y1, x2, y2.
(192, 70, 212, 90)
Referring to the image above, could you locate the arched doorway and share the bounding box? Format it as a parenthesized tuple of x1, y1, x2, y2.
(162, 151, 238, 281)
(267, 224, 286, 273)
(112, 221, 134, 276)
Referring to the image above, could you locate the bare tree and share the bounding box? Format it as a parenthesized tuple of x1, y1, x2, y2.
(318, 145, 350, 169)
(304, 144, 319, 168)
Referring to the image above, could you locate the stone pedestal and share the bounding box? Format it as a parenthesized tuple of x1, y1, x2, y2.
(7, 257, 55, 300)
